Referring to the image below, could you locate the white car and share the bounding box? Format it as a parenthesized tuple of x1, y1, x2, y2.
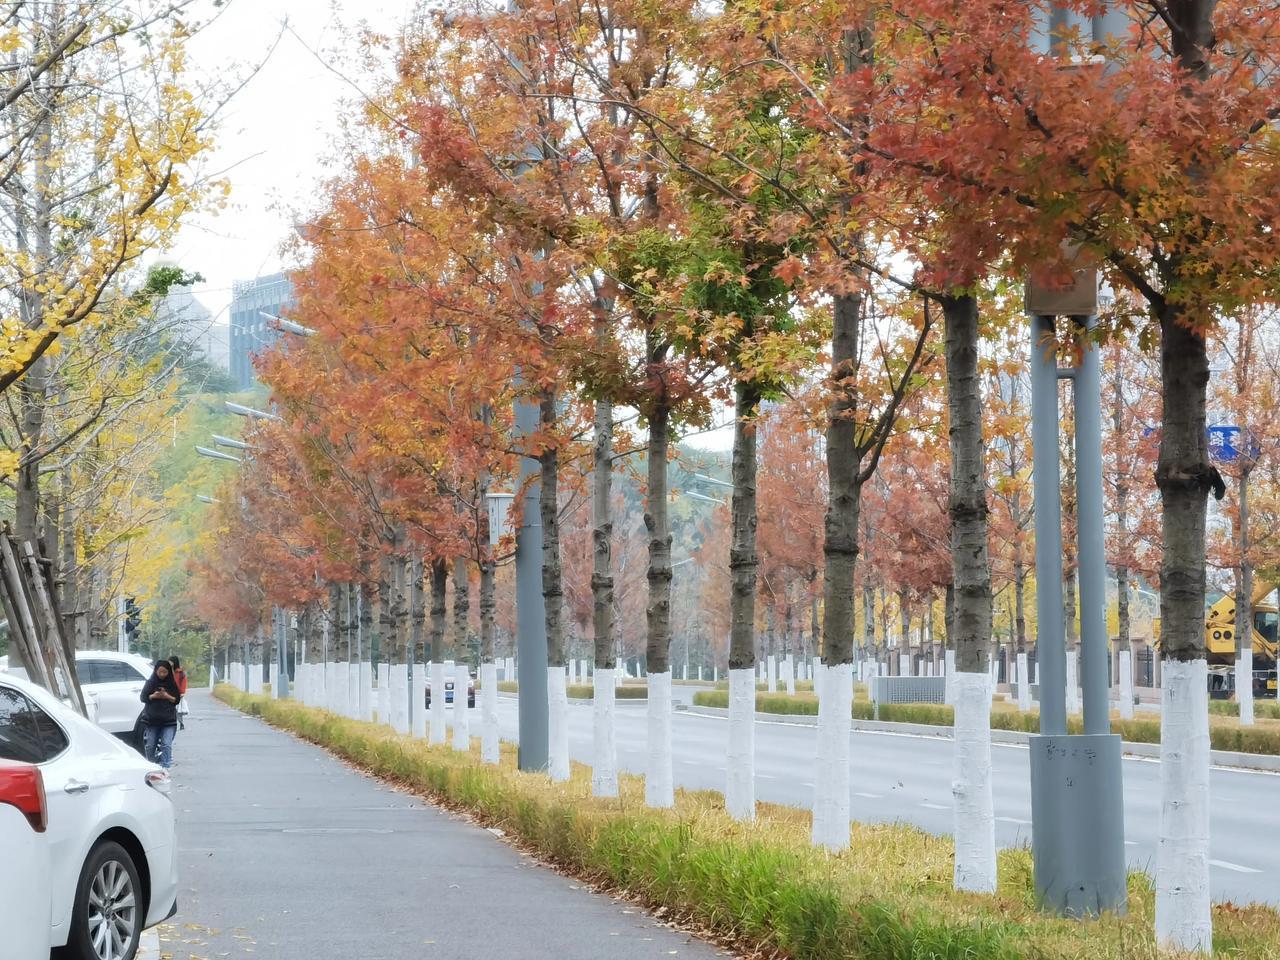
(0, 671, 178, 960)
(0, 758, 51, 959)
(73, 651, 158, 748)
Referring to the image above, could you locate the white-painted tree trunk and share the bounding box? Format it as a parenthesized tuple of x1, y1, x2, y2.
(480, 661, 499, 764)
(725, 668, 755, 820)
(784, 655, 796, 695)
(812, 657, 821, 688)
(1237, 648, 1254, 726)
(644, 670, 674, 807)
(899, 653, 911, 677)
(568, 660, 577, 686)
(377, 663, 390, 725)
(952, 670, 997, 893)
(324, 662, 337, 713)
(269, 662, 280, 697)
(391, 663, 410, 734)
(1066, 651, 1081, 715)
(766, 655, 777, 692)
(1156, 659, 1211, 953)
(580, 658, 589, 684)
(346, 662, 361, 719)
(1016, 652, 1032, 712)
(412, 664, 427, 737)
(548, 666, 570, 782)
(359, 661, 373, 722)
(592, 667, 618, 795)
(338, 662, 355, 718)
(1118, 650, 1135, 720)
(757, 661, 765, 683)
(452, 662, 470, 751)
(429, 661, 447, 743)
(812, 663, 853, 850)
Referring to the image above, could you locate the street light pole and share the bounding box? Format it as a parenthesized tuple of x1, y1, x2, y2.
(1026, 312, 1125, 917)
(513, 388, 549, 772)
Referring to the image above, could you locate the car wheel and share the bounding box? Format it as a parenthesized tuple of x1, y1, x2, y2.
(65, 840, 144, 960)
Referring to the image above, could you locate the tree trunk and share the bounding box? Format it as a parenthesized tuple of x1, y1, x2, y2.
(863, 582, 876, 660)
(1013, 532, 1027, 653)
(644, 400, 674, 807)
(409, 557, 426, 738)
(540, 390, 569, 781)
(591, 397, 618, 794)
(898, 589, 911, 674)
(390, 555, 410, 733)
(1235, 467, 1254, 725)
(429, 557, 449, 744)
(479, 543, 499, 764)
(813, 289, 862, 848)
(726, 378, 762, 821)
(452, 557, 471, 663)
(942, 293, 996, 893)
(1153, 303, 1213, 952)
(451, 557, 471, 749)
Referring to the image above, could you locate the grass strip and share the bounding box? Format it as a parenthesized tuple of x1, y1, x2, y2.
(214, 685, 1279, 959)
(692, 691, 1280, 755)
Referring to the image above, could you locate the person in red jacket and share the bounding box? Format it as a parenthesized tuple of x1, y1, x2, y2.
(169, 656, 189, 730)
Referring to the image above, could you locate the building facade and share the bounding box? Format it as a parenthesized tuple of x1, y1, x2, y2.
(229, 272, 293, 390)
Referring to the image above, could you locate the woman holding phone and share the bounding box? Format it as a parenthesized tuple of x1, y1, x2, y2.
(139, 659, 182, 768)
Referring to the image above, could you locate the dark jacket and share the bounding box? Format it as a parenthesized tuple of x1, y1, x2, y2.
(140, 670, 182, 726)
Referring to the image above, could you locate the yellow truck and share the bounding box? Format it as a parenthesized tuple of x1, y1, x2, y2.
(1152, 580, 1278, 696)
(1204, 580, 1278, 696)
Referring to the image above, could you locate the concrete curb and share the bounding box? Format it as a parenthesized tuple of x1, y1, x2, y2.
(682, 705, 1280, 773)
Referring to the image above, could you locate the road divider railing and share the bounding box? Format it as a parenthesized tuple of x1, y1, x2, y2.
(213, 684, 1280, 960)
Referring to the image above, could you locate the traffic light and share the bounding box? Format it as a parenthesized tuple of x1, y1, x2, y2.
(124, 598, 141, 645)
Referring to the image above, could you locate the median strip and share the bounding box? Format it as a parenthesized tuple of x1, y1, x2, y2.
(215, 684, 1280, 960)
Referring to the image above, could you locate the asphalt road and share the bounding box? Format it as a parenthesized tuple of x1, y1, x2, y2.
(159, 690, 727, 960)
(494, 696, 1279, 907)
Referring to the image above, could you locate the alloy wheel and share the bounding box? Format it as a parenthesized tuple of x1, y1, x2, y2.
(86, 858, 137, 960)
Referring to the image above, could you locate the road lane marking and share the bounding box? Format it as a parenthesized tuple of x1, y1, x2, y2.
(997, 817, 1031, 825)
(670, 712, 1280, 776)
(1209, 859, 1262, 874)
(1125, 841, 1138, 847)
(757, 774, 777, 780)
(854, 791, 880, 799)
(920, 802, 948, 810)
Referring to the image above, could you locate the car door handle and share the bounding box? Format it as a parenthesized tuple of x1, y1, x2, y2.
(63, 780, 90, 795)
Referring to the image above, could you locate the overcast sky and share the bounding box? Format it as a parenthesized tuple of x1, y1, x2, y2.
(156, 0, 415, 323)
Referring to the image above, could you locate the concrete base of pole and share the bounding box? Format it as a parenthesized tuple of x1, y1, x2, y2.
(1029, 732, 1127, 917)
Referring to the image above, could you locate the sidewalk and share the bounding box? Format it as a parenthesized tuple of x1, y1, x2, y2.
(159, 690, 727, 960)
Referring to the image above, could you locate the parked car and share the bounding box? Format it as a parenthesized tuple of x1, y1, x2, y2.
(73, 651, 157, 750)
(0, 758, 51, 959)
(0, 670, 178, 960)
(3, 650, 154, 750)
(425, 671, 475, 708)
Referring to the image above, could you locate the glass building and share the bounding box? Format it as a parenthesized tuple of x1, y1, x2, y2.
(229, 273, 293, 390)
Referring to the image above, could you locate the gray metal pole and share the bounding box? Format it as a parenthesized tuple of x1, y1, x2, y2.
(1071, 316, 1110, 735)
(514, 393, 549, 771)
(1029, 314, 1067, 735)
